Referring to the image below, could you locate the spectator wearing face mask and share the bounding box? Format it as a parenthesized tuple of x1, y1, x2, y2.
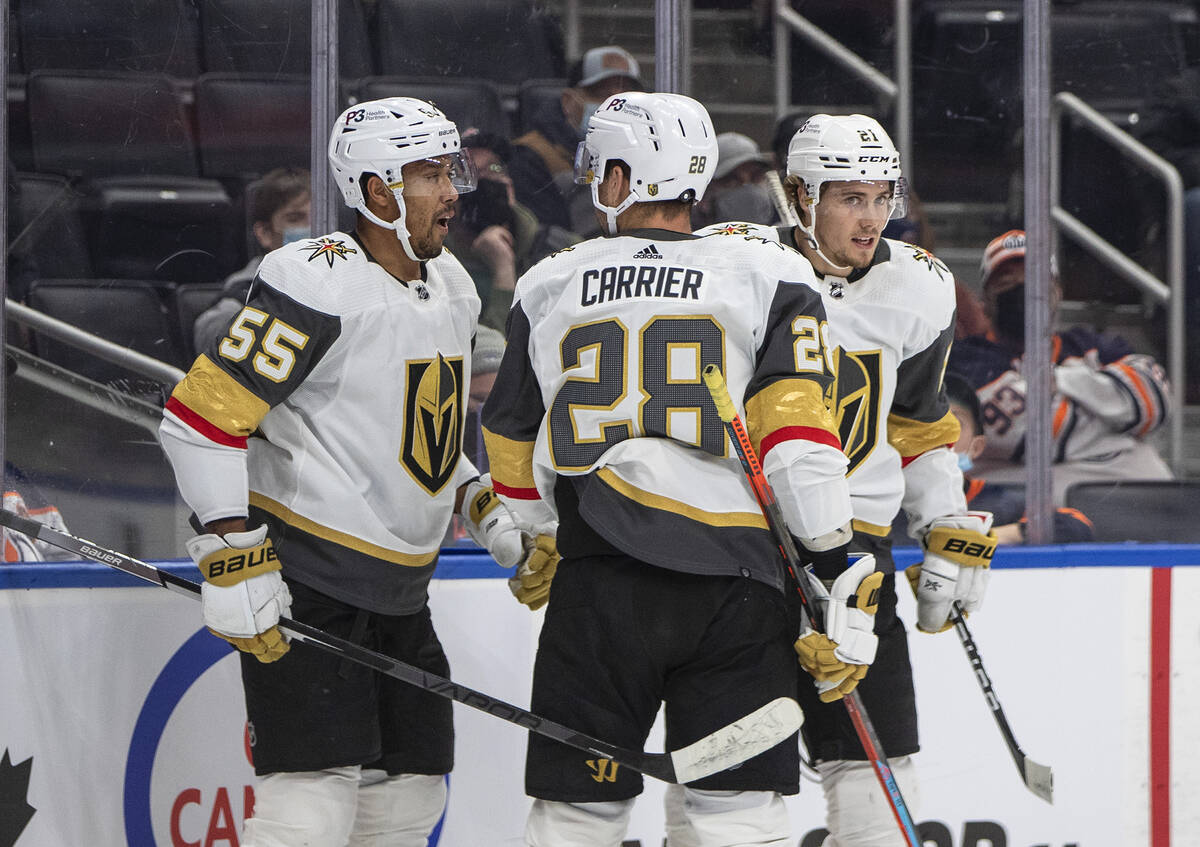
(692, 132, 778, 230)
(191, 168, 311, 352)
(948, 229, 1173, 504)
(508, 45, 643, 238)
(449, 131, 579, 333)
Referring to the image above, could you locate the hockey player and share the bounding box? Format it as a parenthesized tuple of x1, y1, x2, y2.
(481, 91, 886, 847)
(700, 114, 998, 846)
(158, 97, 555, 847)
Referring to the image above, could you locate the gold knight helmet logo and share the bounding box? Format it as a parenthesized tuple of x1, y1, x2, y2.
(401, 353, 464, 494)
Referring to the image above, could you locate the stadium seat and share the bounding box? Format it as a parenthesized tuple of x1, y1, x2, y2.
(194, 74, 312, 181)
(13, 172, 94, 284)
(173, 282, 225, 362)
(199, 0, 373, 78)
(515, 78, 567, 136)
(356, 77, 510, 137)
(26, 279, 188, 381)
(373, 0, 563, 93)
(17, 0, 201, 76)
(1064, 479, 1200, 543)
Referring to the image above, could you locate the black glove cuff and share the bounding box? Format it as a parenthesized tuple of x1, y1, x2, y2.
(798, 541, 849, 582)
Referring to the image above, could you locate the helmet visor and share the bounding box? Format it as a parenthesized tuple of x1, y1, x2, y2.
(399, 152, 478, 196)
(573, 141, 597, 186)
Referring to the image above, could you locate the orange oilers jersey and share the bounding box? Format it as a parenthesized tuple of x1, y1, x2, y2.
(160, 232, 481, 614)
(481, 228, 849, 588)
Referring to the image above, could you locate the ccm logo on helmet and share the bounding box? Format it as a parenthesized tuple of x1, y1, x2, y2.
(939, 538, 995, 560)
(858, 155, 892, 163)
(206, 547, 279, 579)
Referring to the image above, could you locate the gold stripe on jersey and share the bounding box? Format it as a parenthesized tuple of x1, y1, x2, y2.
(596, 468, 767, 529)
(249, 492, 438, 567)
(744, 378, 838, 455)
(887, 409, 960, 459)
(171, 354, 270, 437)
(482, 427, 538, 490)
(852, 518, 893, 537)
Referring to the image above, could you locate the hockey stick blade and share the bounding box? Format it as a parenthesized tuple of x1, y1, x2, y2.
(952, 606, 1054, 803)
(0, 507, 801, 784)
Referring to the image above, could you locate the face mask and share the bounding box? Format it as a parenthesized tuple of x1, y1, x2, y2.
(579, 101, 601, 136)
(956, 452, 974, 474)
(456, 178, 516, 234)
(282, 226, 310, 246)
(712, 183, 776, 226)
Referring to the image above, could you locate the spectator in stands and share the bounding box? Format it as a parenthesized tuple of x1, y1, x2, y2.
(191, 168, 311, 351)
(691, 131, 777, 230)
(449, 132, 578, 333)
(948, 229, 1173, 504)
(508, 45, 643, 238)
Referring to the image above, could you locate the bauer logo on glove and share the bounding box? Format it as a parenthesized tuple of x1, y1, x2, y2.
(199, 543, 280, 584)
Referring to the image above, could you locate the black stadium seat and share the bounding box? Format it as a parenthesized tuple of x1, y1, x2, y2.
(17, 0, 201, 76)
(373, 0, 563, 93)
(356, 77, 510, 137)
(199, 0, 373, 78)
(13, 172, 94, 283)
(515, 78, 567, 136)
(194, 73, 312, 181)
(1064, 480, 1200, 543)
(26, 279, 188, 380)
(173, 282, 225, 362)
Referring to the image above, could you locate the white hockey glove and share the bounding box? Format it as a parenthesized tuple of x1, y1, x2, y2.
(461, 475, 560, 610)
(187, 525, 292, 663)
(794, 553, 882, 703)
(907, 512, 997, 633)
(461, 475, 526, 569)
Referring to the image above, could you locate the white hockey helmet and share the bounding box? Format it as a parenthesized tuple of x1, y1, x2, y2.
(328, 96, 476, 261)
(573, 91, 717, 235)
(785, 113, 906, 217)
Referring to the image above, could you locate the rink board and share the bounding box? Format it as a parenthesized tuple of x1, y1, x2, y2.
(2, 545, 1198, 847)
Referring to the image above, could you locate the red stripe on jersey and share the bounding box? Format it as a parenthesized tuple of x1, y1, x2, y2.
(760, 425, 842, 460)
(492, 480, 542, 501)
(165, 396, 248, 448)
(899, 444, 954, 468)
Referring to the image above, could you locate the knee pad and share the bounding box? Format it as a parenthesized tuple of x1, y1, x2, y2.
(818, 755, 919, 847)
(526, 798, 634, 847)
(664, 787, 790, 847)
(348, 770, 447, 847)
(242, 766, 361, 847)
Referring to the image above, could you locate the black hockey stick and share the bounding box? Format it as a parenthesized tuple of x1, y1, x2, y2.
(703, 365, 921, 847)
(0, 507, 801, 785)
(950, 602, 1054, 803)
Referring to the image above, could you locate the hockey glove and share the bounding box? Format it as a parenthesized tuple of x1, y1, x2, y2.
(461, 474, 526, 569)
(187, 525, 292, 663)
(794, 553, 883, 703)
(908, 512, 997, 633)
(509, 534, 559, 611)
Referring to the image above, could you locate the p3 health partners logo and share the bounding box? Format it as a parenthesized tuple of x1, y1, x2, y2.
(125, 629, 449, 846)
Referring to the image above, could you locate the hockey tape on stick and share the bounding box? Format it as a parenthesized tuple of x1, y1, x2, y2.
(702, 365, 922, 847)
(951, 603, 1054, 803)
(765, 170, 800, 229)
(0, 507, 800, 784)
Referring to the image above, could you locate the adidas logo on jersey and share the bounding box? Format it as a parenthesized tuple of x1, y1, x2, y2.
(632, 244, 663, 260)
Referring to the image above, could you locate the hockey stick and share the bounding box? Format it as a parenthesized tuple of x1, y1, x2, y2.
(765, 170, 800, 229)
(702, 365, 922, 847)
(0, 507, 801, 785)
(949, 602, 1054, 803)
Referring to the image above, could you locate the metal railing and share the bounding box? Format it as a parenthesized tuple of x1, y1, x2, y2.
(1050, 91, 1186, 472)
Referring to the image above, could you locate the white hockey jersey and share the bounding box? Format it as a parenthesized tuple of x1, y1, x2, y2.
(700, 223, 967, 537)
(481, 228, 851, 588)
(160, 232, 481, 614)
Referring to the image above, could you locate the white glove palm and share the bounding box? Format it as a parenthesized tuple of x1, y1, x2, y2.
(794, 553, 882, 702)
(911, 512, 997, 633)
(187, 525, 292, 663)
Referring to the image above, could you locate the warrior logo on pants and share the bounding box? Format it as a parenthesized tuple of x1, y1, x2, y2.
(402, 354, 464, 495)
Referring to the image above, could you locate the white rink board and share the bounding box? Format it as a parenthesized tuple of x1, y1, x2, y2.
(0, 558, 1192, 846)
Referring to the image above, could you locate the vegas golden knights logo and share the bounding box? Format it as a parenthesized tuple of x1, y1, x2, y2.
(831, 348, 882, 476)
(586, 758, 619, 783)
(401, 353, 464, 494)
